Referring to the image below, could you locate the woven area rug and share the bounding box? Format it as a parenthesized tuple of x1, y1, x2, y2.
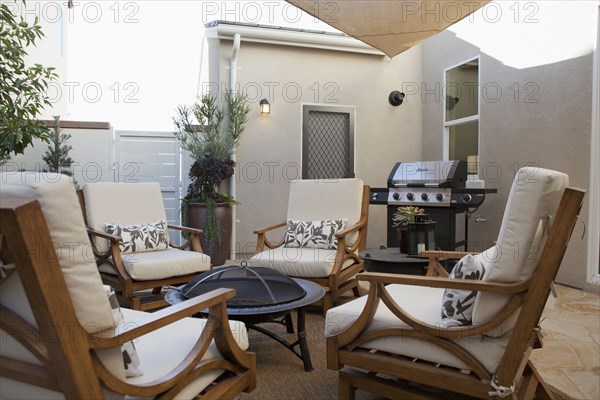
(239, 311, 578, 400)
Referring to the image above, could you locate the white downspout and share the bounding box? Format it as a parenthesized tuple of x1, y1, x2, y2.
(230, 33, 241, 261)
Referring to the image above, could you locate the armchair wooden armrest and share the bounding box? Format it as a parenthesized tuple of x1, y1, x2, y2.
(335, 217, 367, 239)
(87, 228, 122, 242)
(332, 273, 532, 356)
(417, 250, 480, 278)
(254, 221, 287, 252)
(167, 224, 202, 235)
(89, 287, 256, 397)
(358, 272, 530, 294)
(418, 250, 479, 259)
(253, 221, 286, 235)
(90, 288, 236, 347)
(167, 224, 203, 252)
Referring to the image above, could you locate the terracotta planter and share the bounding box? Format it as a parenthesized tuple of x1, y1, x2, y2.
(187, 202, 232, 266)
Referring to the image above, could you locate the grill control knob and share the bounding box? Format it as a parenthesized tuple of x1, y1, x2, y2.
(406, 192, 414, 201)
(392, 192, 400, 200)
(462, 193, 472, 203)
(436, 193, 445, 201)
(421, 193, 429, 201)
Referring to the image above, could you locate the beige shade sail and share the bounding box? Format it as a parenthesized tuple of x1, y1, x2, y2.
(286, 0, 491, 58)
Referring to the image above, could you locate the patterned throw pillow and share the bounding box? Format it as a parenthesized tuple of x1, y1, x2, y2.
(441, 254, 486, 327)
(104, 286, 143, 377)
(284, 219, 346, 250)
(104, 220, 169, 254)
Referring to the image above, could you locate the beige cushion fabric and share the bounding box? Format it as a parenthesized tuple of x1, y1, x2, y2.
(83, 182, 168, 253)
(287, 178, 363, 246)
(0, 172, 125, 380)
(472, 168, 568, 330)
(326, 284, 509, 373)
(250, 247, 355, 278)
(121, 308, 249, 399)
(99, 248, 211, 280)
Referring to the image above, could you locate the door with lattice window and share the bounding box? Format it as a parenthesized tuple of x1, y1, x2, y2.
(302, 105, 355, 179)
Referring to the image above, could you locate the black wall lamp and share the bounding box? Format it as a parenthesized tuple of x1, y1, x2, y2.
(389, 91, 405, 106)
(260, 98, 270, 115)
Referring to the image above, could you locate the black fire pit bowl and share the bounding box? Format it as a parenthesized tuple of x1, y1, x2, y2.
(180, 262, 306, 308)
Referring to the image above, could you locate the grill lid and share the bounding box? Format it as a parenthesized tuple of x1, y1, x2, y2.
(388, 160, 467, 188)
(180, 262, 306, 308)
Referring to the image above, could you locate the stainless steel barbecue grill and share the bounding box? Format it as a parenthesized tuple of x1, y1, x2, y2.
(370, 160, 495, 251)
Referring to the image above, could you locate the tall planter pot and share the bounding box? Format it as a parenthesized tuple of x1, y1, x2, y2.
(187, 202, 232, 267)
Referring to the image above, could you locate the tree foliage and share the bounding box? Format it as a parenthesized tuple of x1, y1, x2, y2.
(1, 1, 58, 157)
(173, 92, 250, 202)
(42, 116, 74, 176)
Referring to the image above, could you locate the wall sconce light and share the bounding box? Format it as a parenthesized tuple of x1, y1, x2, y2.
(389, 91, 405, 106)
(446, 95, 460, 110)
(260, 98, 270, 115)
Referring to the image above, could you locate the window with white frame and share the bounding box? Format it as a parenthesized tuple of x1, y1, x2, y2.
(444, 57, 479, 177)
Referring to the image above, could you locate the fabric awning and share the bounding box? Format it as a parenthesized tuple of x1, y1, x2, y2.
(286, 0, 491, 58)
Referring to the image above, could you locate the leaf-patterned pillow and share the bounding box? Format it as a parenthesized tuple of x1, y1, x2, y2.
(104, 220, 169, 254)
(284, 219, 346, 250)
(441, 254, 486, 327)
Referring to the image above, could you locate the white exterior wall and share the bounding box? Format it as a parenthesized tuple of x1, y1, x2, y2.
(207, 34, 422, 255)
(421, 1, 599, 291)
(1, 125, 113, 184)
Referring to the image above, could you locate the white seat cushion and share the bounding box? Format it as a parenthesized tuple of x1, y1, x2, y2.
(250, 247, 355, 278)
(326, 284, 509, 373)
(99, 248, 211, 280)
(121, 308, 249, 399)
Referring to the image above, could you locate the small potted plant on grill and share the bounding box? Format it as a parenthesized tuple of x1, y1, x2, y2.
(392, 206, 425, 253)
(173, 92, 250, 266)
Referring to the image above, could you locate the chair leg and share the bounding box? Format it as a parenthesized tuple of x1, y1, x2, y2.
(339, 371, 356, 400)
(526, 362, 554, 400)
(151, 286, 163, 295)
(322, 293, 334, 316)
(130, 296, 142, 310)
(352, 285, 361, 297)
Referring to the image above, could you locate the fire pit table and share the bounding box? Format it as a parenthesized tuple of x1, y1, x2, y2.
(165, 262, 325, 371)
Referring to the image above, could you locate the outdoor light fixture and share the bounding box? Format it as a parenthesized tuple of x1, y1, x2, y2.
(388, 91, 405, 106)
(260, 98, 270, 115)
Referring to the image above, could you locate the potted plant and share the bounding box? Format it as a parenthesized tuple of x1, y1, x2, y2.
(392, 206, 425, 253)
(173, 92, 250, 266)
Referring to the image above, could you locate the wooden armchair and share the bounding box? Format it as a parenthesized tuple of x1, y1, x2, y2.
(0, 173, 255, 399)
(250, 179, 369, 313)
(325, 168, 585, 399)
(79, 182, 212, 311)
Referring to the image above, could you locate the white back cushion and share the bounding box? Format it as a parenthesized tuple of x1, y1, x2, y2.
(83, 182, 168, 252)
(472, 167, 568, 327)
(287, 179, 363, 243)
(0, 172, 125, 381)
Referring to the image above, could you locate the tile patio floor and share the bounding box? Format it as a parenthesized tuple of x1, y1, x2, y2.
(530, 284, 600, 400)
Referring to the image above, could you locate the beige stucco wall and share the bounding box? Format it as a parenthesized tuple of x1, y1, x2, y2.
(207, 37, 422, 255)
(420, 2, 597, 291)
